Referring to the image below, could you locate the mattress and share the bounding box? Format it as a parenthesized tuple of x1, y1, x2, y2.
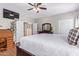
(19, 34, 79, 56)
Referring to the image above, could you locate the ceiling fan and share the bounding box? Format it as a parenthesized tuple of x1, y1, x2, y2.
(27, 3, 47, 13)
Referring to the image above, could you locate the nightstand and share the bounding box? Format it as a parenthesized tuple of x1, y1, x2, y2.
(38, 30, 53, 34)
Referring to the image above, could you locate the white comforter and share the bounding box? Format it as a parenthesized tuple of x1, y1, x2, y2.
(19, 34, 79, 56)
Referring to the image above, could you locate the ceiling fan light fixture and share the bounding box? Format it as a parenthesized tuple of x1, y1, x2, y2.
(33, 7, 36, 11)
(27, 3, 47, 13)
(33, 7, 40, 12)
(37, 8, 40, 10)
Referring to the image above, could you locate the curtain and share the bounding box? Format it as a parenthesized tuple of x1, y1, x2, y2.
(74, 11, 79, 28)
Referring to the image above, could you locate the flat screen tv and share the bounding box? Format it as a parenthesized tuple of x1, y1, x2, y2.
(3, 8, 19, 19)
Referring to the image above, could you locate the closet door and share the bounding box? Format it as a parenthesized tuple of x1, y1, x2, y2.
(24, 22, 28, 36)
(33, 23, 37, 35)
(59, 19, 74, 35)
(24, 22, 32, 36)
(16, 21, 24, 43)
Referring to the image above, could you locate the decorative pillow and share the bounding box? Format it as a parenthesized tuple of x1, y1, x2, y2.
(67, 27, 79, 45)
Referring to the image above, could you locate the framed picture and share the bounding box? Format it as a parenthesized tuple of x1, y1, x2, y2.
(3, 8, 19, 19)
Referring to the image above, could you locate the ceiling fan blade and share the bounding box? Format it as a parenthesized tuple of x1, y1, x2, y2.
(28, 3, 34, 6)
(27, 8, 33, 10)
(39, 7, 47, 10)
(37, 3, 42, 6)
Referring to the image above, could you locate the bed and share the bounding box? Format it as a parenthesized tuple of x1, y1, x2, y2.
(19, 34, 79, 56)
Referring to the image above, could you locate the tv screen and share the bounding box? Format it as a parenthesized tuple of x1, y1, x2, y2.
(3, 9, 19, 19)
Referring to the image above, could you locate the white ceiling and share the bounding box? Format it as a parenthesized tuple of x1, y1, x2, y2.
(17, 3, 79, 18)
(1, 3, 79, 19)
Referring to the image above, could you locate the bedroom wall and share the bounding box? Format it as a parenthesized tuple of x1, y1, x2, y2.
(0, 3, 34, 29)
(35, 17, 58, 33)
(0, 3, 35, 43)
(35, 10, 78, 34)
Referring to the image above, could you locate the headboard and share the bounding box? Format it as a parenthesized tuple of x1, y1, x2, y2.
(42, 23, 52, 32)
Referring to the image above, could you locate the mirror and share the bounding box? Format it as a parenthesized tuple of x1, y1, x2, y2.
(42, 23, 52, 32)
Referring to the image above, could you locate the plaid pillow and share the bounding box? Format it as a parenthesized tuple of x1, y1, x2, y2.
(67, 27, 79, 45)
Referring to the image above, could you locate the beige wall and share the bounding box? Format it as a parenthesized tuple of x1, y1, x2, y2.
(0, 4, 34, 29)
(35, 10, 78, 34)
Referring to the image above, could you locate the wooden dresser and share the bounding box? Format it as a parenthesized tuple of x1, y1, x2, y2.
(0, 29, 16, 56)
